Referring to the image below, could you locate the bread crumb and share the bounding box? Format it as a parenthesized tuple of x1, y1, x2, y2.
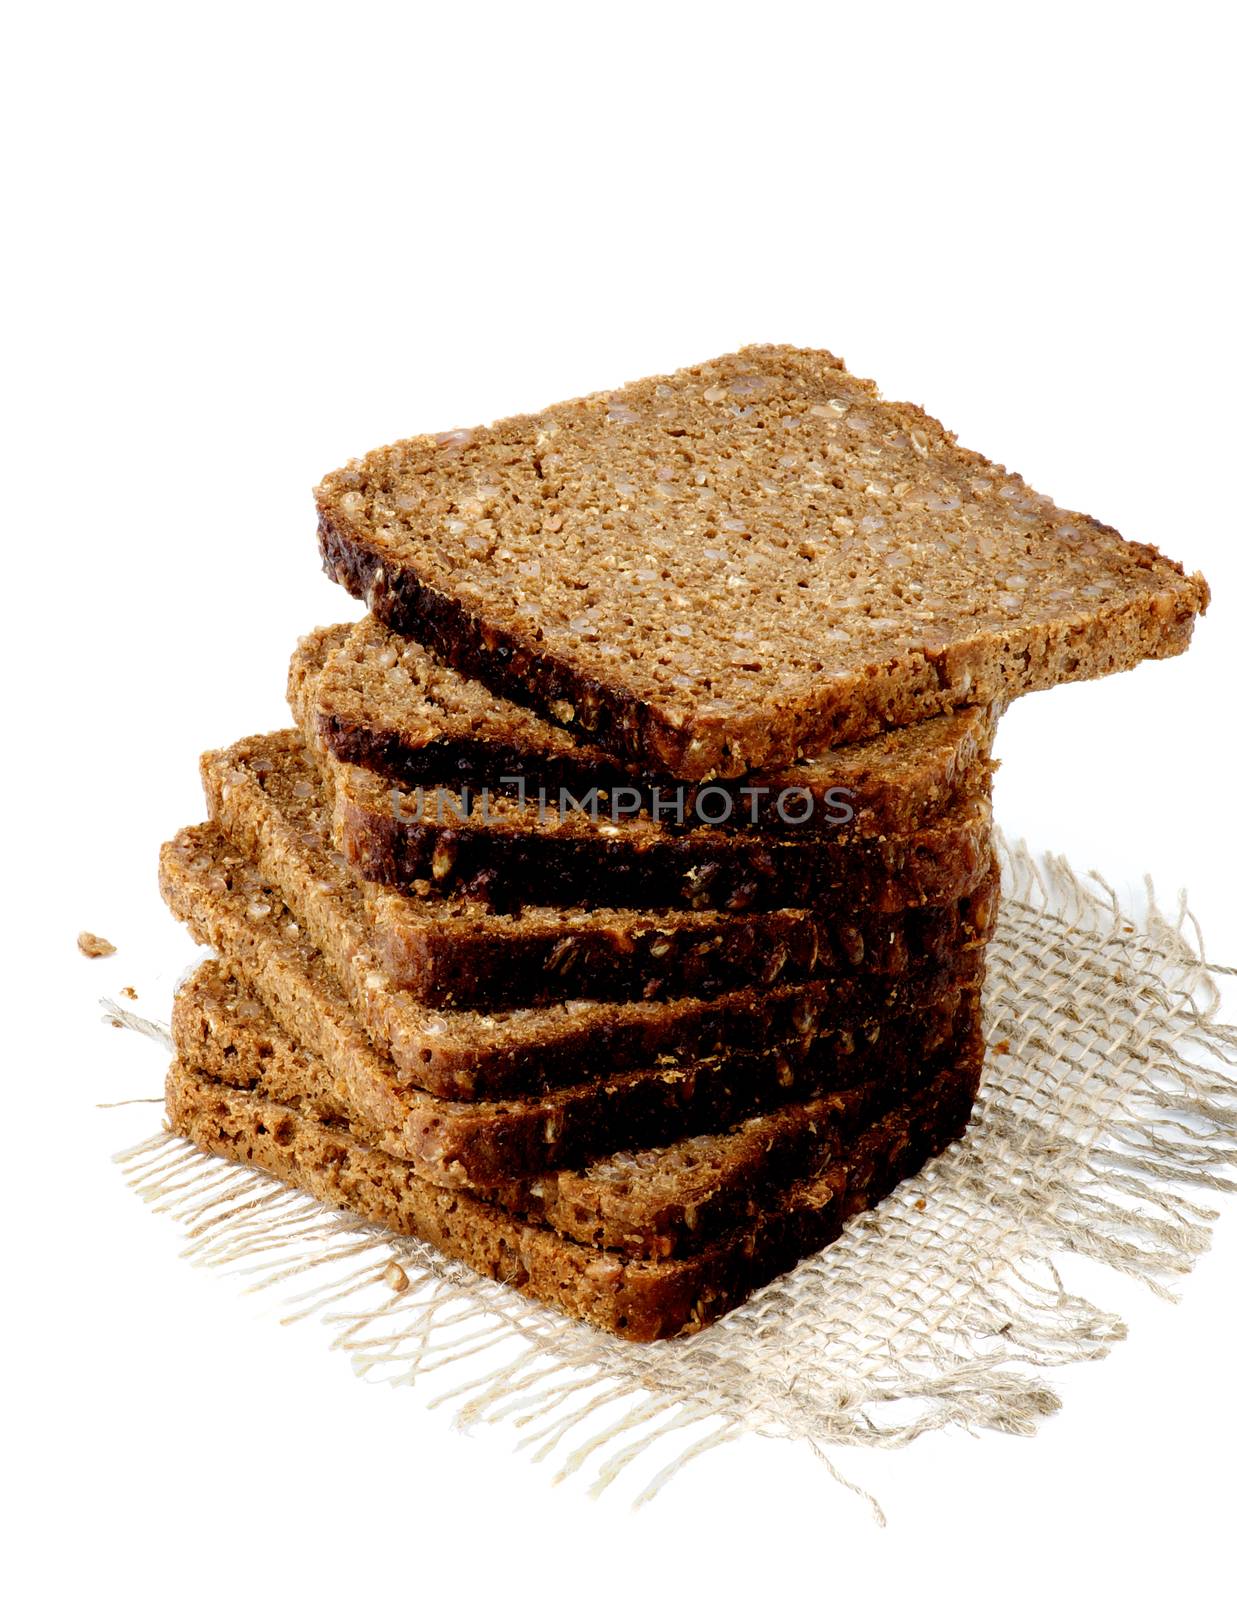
(78, 931, 116, 959)
(383, 1261, 410, 1293)
(992, 1039, 1010, 1055)
(120, 985, 138, 1000)
(914, 1197, 927, 1212)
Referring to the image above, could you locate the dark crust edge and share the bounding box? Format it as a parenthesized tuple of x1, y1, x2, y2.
(319, 511, 1207, 783)
(173, 968, 983, 1260)
(336, 781, 995, 916)
(165, 1054, 980, 1340)
(368, 865, 999, 1010)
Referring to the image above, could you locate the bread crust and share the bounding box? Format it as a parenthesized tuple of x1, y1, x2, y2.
(292, 620, 1000, 841)
(205, 728, 998, 1009)
(316, 345, 1208, 781)
(166, 1051, 981, 1340)
(174, 960, 983, 1259)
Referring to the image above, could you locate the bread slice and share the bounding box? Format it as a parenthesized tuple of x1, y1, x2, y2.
(316, 345, 1208, 781)
(332, 754, 993, 913)
(166, 1051, 981, 1340)
(206, 728, 997, 1010)
(361, 862, 998, 1008)
(160, 835, 979, 1186)
(192, 734, 994, 1097)
(176, 959, 983, 1259)
(289, 625, 996, 916)
(289, 631, 996, 917)
(293, 620, 998, 838)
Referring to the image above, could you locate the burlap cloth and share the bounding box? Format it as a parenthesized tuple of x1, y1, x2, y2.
(113, 834, 1237, 1513)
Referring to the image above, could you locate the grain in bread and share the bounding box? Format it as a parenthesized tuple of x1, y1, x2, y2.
(166, 1052, 981, 1340)
(316, 345, 1208, 780)
(293, 620, 998, 838)
(176, 958, 982, 1258)
(192, 737, 993, 1096)
(211, 729, 997, 1008)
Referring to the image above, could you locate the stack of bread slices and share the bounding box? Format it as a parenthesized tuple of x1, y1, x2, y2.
(161, 347, 1207, 1340)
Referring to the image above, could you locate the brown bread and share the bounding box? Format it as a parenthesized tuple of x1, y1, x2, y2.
(332, 753, 993, 913)
(205, 729, 997, 1010)
(160, 828, 979, 1185)
(166, 1052, 981, 1340)
(190, 738, 992, 1098)
(287, 628, 997, 914)
(175, 958, 982, 1258)
(292, 620, 998, 838)
(316, 344, 1207, 780)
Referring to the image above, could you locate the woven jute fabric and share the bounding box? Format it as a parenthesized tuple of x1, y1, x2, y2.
(113, 835, 1237, 1512)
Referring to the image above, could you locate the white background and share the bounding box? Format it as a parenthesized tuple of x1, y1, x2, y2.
(5, 2, 1234, 1595)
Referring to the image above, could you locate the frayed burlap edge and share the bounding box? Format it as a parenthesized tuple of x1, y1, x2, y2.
(109, 833, 1237, 1517)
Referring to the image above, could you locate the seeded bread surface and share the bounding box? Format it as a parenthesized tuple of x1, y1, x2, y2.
(334, 754, 993, 913)
(160, 832, 979, 1185)
(192, 736, 993, 1096)
(207, 728, 998, 1007)
(316, 345, 1208, 780)
(176, 959, 982, 1258)
(294, 621, 999, 837)
(288, 629, 997, 914)
(166, 1052, 981, 1340)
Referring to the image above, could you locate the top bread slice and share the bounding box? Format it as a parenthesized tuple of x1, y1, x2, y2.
(296, 620, 998, 839)
(316, 344, 1208, 780)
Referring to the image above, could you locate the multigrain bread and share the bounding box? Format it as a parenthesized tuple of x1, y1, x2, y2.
(291, 633, 996, 918)
(173, 954, 971, 1189)
(192, 736, 994, 1096)
(176, 958, 983, 1258)
(333, 755, 993, 912)
(166, 1052, 981, 1340)
(316, 345, 1208, 781)
(360, 873, 998, 1009)
(289, 633, 996, 917)
(160, 836, 981, 1185)
(293, 621, 999, 837)
(205, 729, 998, 1008)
